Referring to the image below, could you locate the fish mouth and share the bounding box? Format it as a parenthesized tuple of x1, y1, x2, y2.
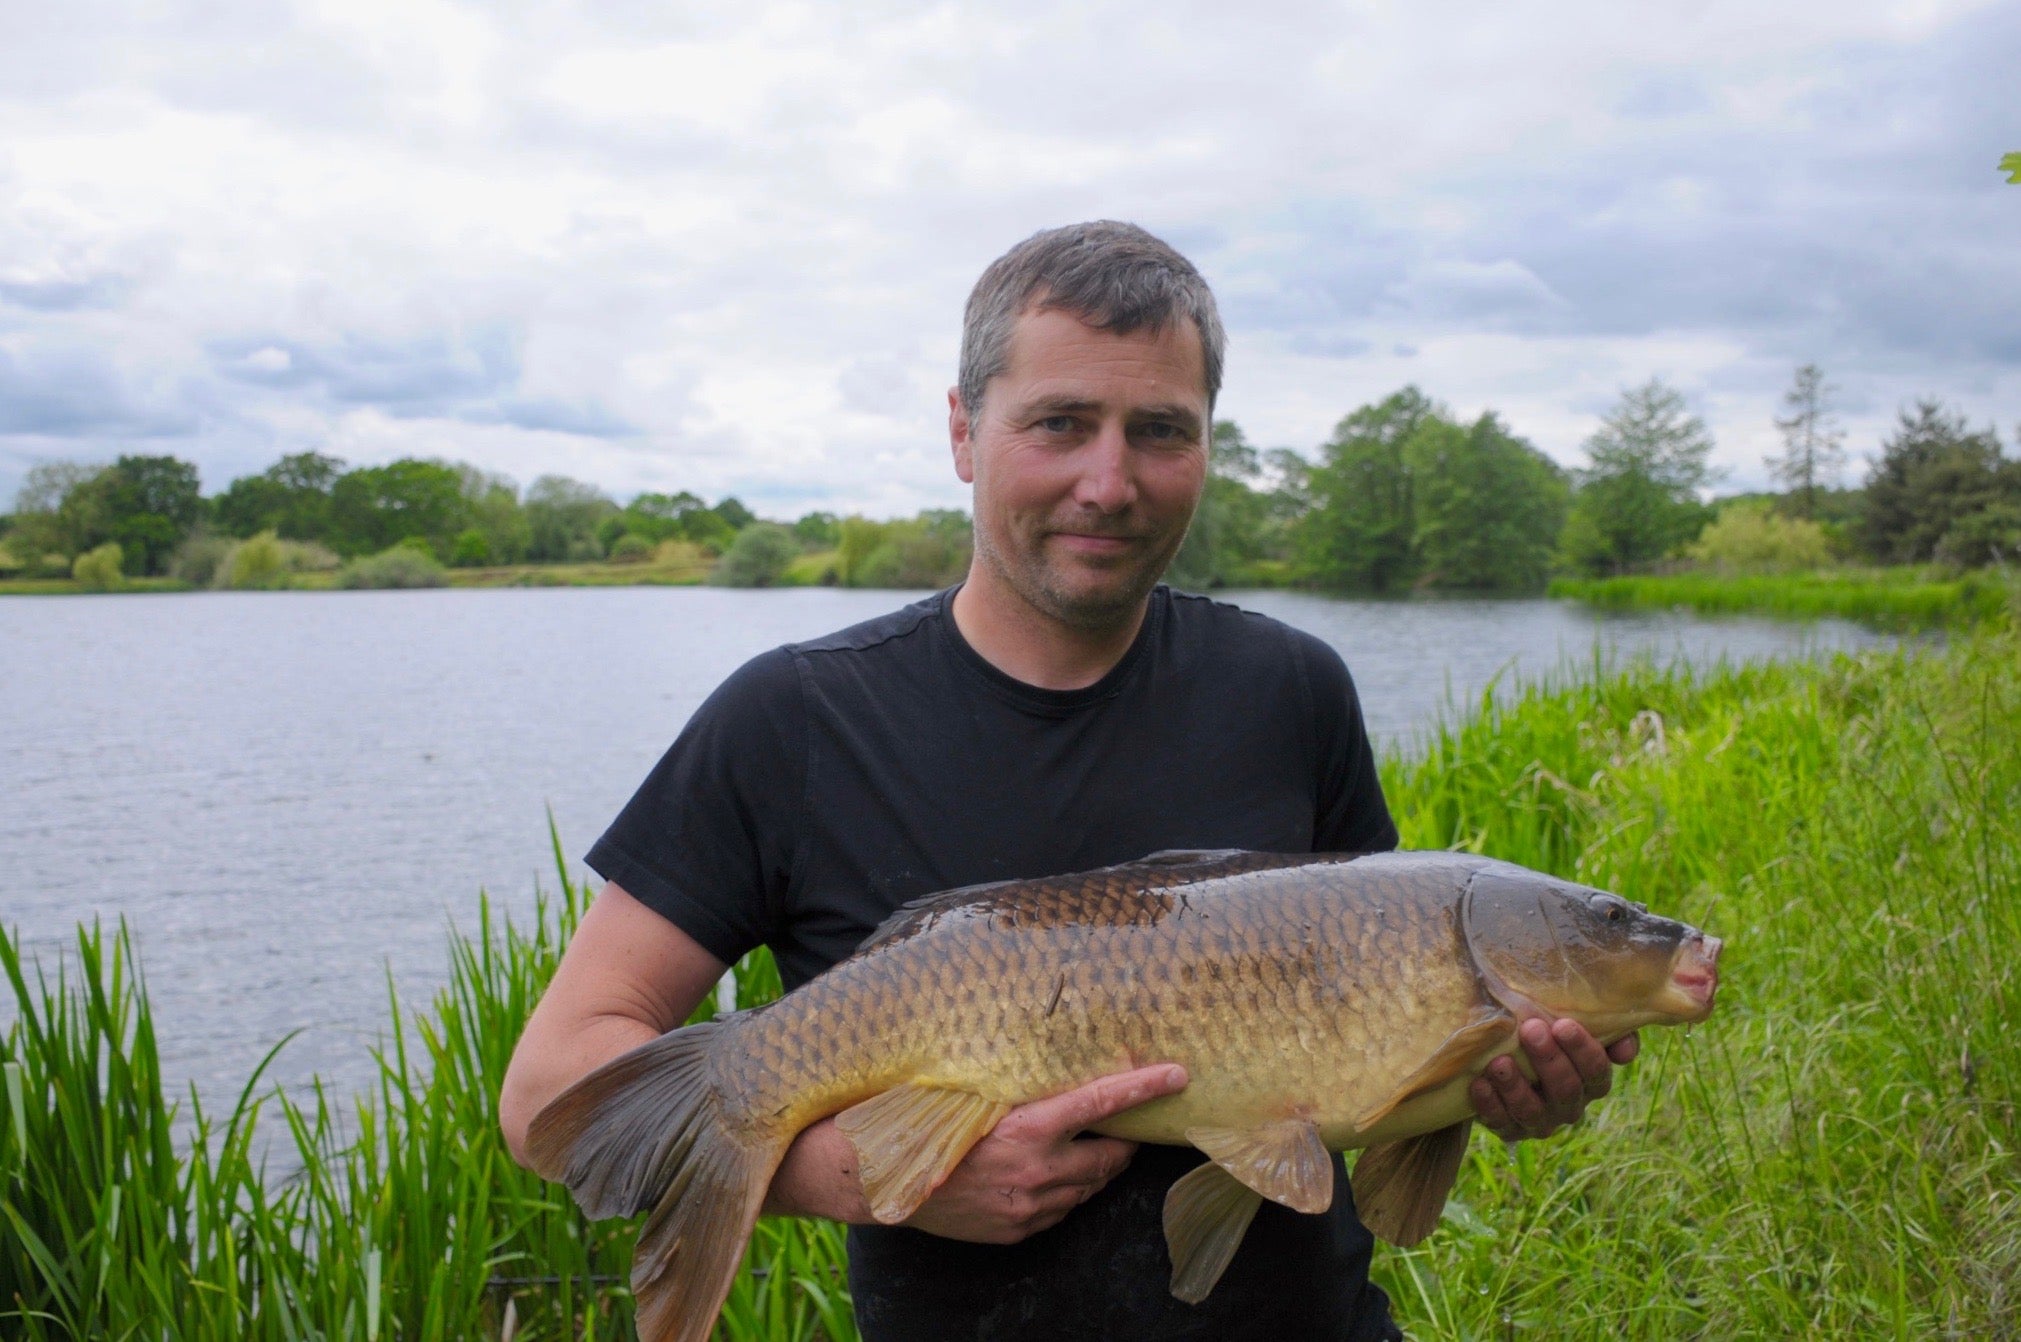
(1668, 934, 1722, 1018)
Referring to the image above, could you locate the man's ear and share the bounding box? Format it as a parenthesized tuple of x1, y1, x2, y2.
(949, 387, 976, 484)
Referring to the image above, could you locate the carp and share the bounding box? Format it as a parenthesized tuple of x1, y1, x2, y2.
(527, 849, 1722, 1342)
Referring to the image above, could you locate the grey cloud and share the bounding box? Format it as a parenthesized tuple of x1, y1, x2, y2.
(1222, 3, 2021, 382)
(1614, 70, 1712, 120)
(207, 329, 638, 437)
(837, 357, 916, 417)
(468, 397, 635, 437)
(212, 329, 519, 414)
(0, 345, 197, 439)
(0, 273, 132, 311)
(1380, 259, 1568, 324)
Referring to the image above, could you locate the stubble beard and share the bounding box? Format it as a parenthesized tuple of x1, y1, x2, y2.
(973, 513, 1191, 634)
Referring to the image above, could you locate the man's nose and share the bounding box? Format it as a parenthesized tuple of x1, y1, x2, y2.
(1073, 422, 1137, 514)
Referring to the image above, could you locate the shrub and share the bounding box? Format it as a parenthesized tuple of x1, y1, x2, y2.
(208, 531, 342, 590)
(450, 528, 491, 567)
(72, 542, 124, 590)
(607, 533, 654, 564)
(1686, 500, 1831, 573)
(709, 521, 799, 587)
(0, 537, 21, 576)
(169, 533, 234, 586)
(335, 543, 448, 589)
(217, 530, 288, 589)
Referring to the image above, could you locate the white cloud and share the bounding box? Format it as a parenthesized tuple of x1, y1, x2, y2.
(2, 0, 2015, 511)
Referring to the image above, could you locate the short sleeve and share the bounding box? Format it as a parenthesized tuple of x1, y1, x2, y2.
(1296, 633, 1399, 854)
(584, 647, 805, 966)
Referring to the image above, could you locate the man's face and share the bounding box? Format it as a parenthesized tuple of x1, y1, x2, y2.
(950, 306, 1210, 631)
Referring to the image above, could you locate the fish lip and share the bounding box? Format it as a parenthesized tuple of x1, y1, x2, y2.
(1670, 934, 1722, 1014)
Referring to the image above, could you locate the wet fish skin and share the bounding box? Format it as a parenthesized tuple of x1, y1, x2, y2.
(528, 849, 1721, 1342)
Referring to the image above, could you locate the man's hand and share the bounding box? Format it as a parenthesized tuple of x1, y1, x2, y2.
(898, 1063, 1189, 1243)
(1470, 1019, 1638, 1142)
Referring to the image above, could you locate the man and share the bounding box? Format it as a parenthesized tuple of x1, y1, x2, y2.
(499, 221, 1634, 1340)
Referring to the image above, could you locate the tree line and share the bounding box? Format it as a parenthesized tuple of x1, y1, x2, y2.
(1172, 368, 2018, 592)
(4, 365, 2015, 592)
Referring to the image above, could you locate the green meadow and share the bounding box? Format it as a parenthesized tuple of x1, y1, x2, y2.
(6, 617, 2018, 1338)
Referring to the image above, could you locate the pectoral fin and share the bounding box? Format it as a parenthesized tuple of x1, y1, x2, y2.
(1350, 1012, 1515, 1133)
(1162, 1159, 1264, 1304)
(1351, 1118, 1473, 1246)
(1184, 1118, 1334, 1214)
(834, 1083, 1011, 1224)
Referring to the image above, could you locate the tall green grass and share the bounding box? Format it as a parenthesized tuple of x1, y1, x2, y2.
(7, 624, 2018, 1337)
(1375, 625, 2021, 1336)
(1548, 567, 2016, 628)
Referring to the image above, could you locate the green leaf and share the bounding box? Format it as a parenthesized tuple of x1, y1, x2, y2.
(2003, 151, 2021, 184)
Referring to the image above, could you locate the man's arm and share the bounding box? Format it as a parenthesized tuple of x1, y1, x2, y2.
(500, 881, 727, 1166)
(500, 880, 1189, 1236)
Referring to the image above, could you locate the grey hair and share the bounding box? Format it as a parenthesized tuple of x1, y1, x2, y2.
(957, 220, 1226, 418)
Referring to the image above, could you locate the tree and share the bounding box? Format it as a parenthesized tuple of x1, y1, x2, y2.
(709, 521, 800, 587)
(1407, 412, 1569, 592)
(1293, 388, 1436, 591)
(1860, 400, 2017, 564)
(88, 455, 204, 575)
(1560, 380, 1718, 576)
(8, 461, 105, 561)
(712, 496, 755, 530)
(1168, 421, 1272, 590)
(620, 491, 709, 545)
(524, 475, 618, 561)
(457, 464, 529, 565)
(792, 511, 841, 549)
(328, 459, 470, 558)
(213, 451, 345, 540)
(1766, 364, 1846, 518)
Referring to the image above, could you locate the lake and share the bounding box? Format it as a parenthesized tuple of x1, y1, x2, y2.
(2, 586, 1890, 1117)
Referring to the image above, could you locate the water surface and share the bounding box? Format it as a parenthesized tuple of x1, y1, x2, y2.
(2, 586, 1888, 1114)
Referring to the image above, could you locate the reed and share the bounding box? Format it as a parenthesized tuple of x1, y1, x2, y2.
(1547, 567, 2016, 628)
(6, 620, 2016, 1338)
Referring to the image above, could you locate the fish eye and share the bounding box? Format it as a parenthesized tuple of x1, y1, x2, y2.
(1595, 896, 1627, 922)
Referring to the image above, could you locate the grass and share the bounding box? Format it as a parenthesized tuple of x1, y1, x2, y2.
(1549, 566, 2017, 629)
(6, 622, 2018, 1338)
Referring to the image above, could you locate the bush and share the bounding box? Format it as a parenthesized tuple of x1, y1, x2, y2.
(209, 531, 343, 590)
(169, 533, 235, 586)
(0, 537, 21, 576)
(607, 533, 654, 564)
(218, 530, 288, 589)
(335, 543, 448, 589)
(450, 528, 491, 567)
(72, 542, 124, 590)
(1686, 500, 1831, 573)
(709, 522, 799, 587)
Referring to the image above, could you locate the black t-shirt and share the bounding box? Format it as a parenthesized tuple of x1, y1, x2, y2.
(588, 585, 1403, 1342)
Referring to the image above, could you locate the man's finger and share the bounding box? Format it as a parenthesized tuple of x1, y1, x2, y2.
(1606, 1031, 1641, 1067)
(1006, 1064, 1189, 1141)
(1519, 1019, 1586, 1112)
(1468, 1073, 1519, 1139)
(1477, 1053, 1549, 1133)
(1548, 1019, 1614, 1100)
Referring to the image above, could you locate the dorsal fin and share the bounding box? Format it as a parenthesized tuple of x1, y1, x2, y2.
(854, 875, 1034, 952)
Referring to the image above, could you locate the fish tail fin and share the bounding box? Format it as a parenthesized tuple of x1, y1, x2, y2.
(526, 1019, 788, 1342)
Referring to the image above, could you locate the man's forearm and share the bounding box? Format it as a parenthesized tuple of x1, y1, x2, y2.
(763, 1118, 876, 1222)
(499, 1012, 662, 1167)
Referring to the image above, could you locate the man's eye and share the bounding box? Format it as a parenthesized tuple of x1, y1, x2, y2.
(1036, 415, 1076, 433)
(1136, 422, 1187, 444)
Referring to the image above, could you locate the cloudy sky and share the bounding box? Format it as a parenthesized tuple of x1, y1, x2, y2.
(2, 0, 2016, 517)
